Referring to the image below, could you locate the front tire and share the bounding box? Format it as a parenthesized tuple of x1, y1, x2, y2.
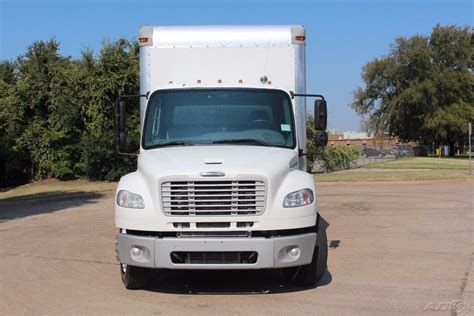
(120, 263, 150, 290)
(283, 222, 328, 286)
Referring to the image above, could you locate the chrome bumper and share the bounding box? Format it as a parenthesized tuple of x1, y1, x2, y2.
(116, 232, 316, 269)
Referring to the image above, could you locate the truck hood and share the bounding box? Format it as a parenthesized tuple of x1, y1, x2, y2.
(137, 145, 298, 180)
(117, 144, 317, 231)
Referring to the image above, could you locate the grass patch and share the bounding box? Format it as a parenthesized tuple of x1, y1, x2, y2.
(363, 157, 471, 170)
(315, 169, 472, 182)
(0, 179, 117, 202)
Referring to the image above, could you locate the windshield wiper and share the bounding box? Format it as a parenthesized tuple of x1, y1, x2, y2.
(155, 141, 195, 147)
(211, 139, 271, 146)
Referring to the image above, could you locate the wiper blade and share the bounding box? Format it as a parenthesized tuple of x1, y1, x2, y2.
(211, 139, 271, 146)
(155, 141, 195, 147)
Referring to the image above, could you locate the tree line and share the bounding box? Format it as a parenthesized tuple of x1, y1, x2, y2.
(0, 39, 140, 186)
(351, 25, 473, 156)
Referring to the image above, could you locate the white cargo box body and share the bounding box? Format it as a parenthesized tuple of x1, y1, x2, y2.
(138, 25, 307, 158)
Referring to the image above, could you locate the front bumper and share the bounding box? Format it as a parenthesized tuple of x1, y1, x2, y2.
(116, 232, 316, 269)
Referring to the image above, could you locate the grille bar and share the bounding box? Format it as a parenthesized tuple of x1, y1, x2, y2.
(162, 188, 265, 193)
(162, 193, 264, 198)
(161, 180, 265, 216)
(163, 183, 265, 188)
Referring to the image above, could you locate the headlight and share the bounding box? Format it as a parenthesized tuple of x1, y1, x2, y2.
(116, 190, 145, 209)
(283, 188, 314, 208)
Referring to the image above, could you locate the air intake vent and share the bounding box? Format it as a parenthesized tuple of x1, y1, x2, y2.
(161, 180, 266, 216)
(170, 251, 258, 264)
(195, 222, 230, 228)
(289, 155, 298, 170)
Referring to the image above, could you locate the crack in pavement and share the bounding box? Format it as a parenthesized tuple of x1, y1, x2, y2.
(0, 252, 117, 265)
(459, 252, 473, 296)
(450, 252, 474, 316)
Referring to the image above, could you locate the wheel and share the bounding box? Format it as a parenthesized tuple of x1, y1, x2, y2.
(120, 263, 151, 290)
(283, 222, 328, 286)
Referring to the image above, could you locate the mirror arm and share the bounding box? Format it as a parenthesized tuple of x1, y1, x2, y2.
(118, 92, 149, 100)
(298, 149, 319, 157)
(290, 91, 325, 101)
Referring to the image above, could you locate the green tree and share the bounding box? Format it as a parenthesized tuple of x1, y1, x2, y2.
(351, 25, 474, 156)
(77, 39, 140, 181)
(305, 112, 317, 172)
(0, 38, 141, 186)
(319, 145, 360, 172)
(0, 60, 25, 184)
(0, 40, 75, 181)
(13, 40, 83, 179)
(306, 113, 359, 172)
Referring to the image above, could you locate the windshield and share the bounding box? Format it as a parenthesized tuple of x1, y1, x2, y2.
(142, 88, 295, 149)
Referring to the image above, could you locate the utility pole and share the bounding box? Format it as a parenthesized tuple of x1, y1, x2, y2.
(469, 122, 472, 175)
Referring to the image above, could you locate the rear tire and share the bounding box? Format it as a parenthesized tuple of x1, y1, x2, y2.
(120, 263, 150, 290)
(283, 222, 328, 286)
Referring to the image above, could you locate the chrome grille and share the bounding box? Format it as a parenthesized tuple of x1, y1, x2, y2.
(161, 180, 265, 216)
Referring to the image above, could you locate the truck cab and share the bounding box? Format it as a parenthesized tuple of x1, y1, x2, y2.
(114, 25, 328, 289)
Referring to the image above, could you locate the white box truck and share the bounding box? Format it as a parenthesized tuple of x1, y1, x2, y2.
(114, 25, 329, 289)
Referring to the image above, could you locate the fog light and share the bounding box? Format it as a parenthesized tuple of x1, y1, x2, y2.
(131, 246, 142, 257)
(288, 247, 300, 258)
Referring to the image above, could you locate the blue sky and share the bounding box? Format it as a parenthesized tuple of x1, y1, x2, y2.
(0, 0, 472, 131)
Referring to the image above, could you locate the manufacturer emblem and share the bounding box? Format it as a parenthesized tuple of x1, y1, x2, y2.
(200, 171, 225, 177)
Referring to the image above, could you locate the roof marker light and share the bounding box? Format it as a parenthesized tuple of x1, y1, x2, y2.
(197, 80, 202, 84)
(168, 81, 173, 84)
(218, 79, 222, 83)
(238, 79, 243, 83)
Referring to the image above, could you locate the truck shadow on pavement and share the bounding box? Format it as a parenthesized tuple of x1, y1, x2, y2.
(145, 269, 332, 294)
(0, 191, 105, 223)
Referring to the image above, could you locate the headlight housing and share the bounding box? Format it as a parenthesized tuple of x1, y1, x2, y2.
(116, 190, 145, 209)
(283, 188, 314, 208)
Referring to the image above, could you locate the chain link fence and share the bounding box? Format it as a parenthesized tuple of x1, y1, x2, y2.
(356, 144, 421, 167)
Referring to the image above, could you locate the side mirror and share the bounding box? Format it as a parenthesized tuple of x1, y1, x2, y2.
(114, 99, 127, 151)
(314, 130, 328, 147)
(314, 99, 327, 130)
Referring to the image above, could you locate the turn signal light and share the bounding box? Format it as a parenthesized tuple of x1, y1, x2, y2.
(295, 36, 305, 41)
(139, 37, 148, 43)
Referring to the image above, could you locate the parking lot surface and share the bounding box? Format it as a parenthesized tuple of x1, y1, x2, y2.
(0, 180, 472, 315)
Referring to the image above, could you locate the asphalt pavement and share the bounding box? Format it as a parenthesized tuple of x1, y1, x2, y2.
(0, 180, 472, 315)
